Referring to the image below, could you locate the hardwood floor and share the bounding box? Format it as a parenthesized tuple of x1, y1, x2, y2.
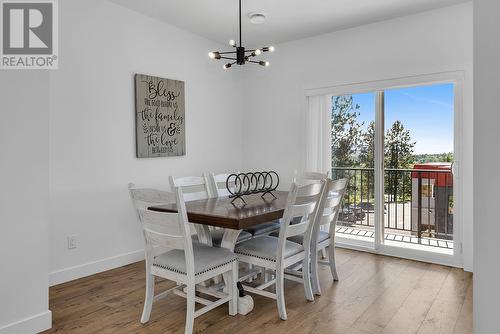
(44, 249, 472, 333)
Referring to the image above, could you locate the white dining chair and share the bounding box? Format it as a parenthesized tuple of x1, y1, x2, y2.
(271, 171, 328, 236)
(299, 171, 329, 183)
(310, 178, 347, 293)
(129, 186, 238, 334)
(208, 173, 253, 247)
(208, 172, 233, 197)
(169, 175, 213, 245)
(234, 180, 325, 320)
(127, 183, 175, 209)
(169, 175, 213, 201)
(283, 178, 347, 295)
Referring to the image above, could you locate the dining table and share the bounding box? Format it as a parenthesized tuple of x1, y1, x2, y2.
(148, 190, 289, 315)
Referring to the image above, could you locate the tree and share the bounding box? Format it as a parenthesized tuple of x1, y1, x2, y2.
(385, 120, 415, 201)
(413, 152, 454, 163)
(358, 121, 376, 201)
(331, 95, 364, 167)
(359, 121, 375, 168)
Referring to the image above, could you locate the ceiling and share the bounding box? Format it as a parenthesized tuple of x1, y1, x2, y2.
(109, 0, 469, 46)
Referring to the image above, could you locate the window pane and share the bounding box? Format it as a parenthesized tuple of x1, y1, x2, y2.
(384, 83, 454, 252)
(331, 93, 375, 242)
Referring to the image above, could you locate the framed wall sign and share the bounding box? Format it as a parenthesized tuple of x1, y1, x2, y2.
(135, 74, 186, 158)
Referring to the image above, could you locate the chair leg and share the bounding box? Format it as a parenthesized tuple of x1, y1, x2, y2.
(257, 266, 264, 280)
(141, 270, 155, 323)
(321, 248, 327, 259)
(247, 264, 253, 283)
(185, 283, 195, 334)
(311, 246, 322, 296)
(303, 252, 315, 302)
(229, 261, 238, 316)
(276, 268, 287, 320)
(328, 241, 339, 281)
(265, 269, 272, 283)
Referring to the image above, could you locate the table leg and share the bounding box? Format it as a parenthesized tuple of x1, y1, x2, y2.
(220, 229, 254, 315)
(220, 229, 241, 251)
(193, 224, 212, 246)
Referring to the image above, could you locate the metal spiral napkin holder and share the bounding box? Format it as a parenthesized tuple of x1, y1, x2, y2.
(226, 171, 279, 205)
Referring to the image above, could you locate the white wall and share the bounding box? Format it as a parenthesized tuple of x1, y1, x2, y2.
(240, 3, 474, 270)
(0, 72, 51, 333)
(473, 0, 500, 332)
(48, 0, 243, 284)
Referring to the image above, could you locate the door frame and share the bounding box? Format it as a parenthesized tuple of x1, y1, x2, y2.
(306, 71, 465, 268)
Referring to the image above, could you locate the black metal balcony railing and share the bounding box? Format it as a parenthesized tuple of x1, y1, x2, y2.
(331, 167, 454, 241)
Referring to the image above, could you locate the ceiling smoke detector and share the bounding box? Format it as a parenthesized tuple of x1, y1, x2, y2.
(249, 13, 266, 24)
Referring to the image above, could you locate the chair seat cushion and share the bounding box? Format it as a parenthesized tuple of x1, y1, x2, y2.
(234, 236, 303, 262)
(283, 230, 330, 245)
(243, 221, 281, 236)
(153, 243, 237, 276)
(211, 229, 253, 247)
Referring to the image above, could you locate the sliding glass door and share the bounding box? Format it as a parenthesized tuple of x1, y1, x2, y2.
(383, 84, 454, 254)
(330, 81, 457, 261)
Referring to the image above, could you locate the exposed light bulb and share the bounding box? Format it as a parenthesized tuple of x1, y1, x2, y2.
(254, 49, 262, 55)
(208, 51, 221, 59)
(223, 63, 232, 69)
(259, 61, 270, 67)
(268, 46, 275, 52)
(229, 39, 237, 47)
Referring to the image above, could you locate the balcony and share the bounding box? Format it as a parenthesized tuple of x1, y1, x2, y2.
(332, 166, 454, 251)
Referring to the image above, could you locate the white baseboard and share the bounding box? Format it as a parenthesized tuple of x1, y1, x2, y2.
(0, 310, 52, 334)
(49, 250, 144, 286)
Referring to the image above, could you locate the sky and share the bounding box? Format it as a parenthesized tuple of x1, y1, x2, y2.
(344, 83, 454, 155)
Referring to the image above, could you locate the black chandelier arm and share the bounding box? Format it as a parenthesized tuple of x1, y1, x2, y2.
(246, 51, 260, 59)
(218, 51, 237, 54)
(247, 60, 270, 67)
(220, 56, 237, 61)
(223, 60, 237, 69)
(244, 49, 263, 53)
(245, 47, 272, 53)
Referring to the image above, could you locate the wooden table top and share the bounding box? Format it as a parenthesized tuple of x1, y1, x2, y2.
(148, 191, 288, 230)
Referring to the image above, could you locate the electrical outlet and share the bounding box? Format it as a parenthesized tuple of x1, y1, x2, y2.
(67, 235, 77, 249)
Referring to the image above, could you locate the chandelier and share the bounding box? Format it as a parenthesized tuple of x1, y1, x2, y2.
(208, 0, 275, 69)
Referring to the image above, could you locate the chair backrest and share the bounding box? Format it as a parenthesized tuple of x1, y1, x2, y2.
(314, 178, 348, 240)
(135, 188, 195, 277)
(293, 170, 330, 185)
(276, 180, 325, 261)
(301, 171, 329, 183)
(129, 183, 186, 247)
(169, 175, 212, 201)
(128, 183, 175, 210)
(208, 173, 234, 198)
